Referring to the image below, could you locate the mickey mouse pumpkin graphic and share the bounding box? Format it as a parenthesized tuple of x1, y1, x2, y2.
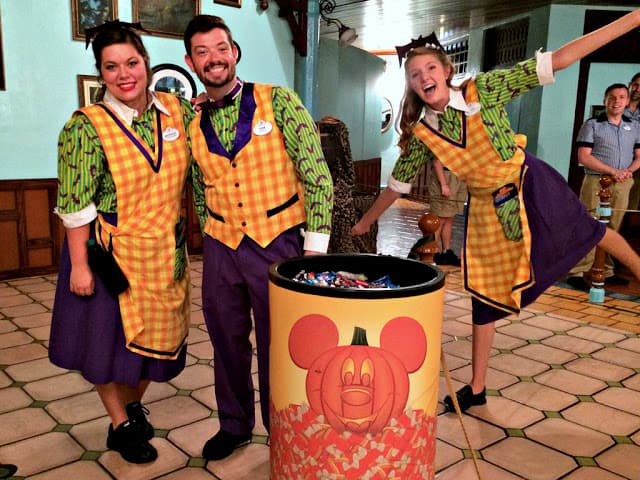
(288, 313, 427, 435)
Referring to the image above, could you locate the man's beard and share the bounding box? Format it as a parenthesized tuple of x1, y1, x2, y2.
(201, 63, 235, 88)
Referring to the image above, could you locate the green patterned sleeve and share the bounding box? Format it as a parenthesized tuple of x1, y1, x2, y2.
(476, 57, 540, 107)
(391, 135, 434, 184)
(272, 86, 333, 235)
(56, 114, 106, 214)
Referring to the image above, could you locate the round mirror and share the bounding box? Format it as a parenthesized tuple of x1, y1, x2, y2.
(381, 97, 393, 133)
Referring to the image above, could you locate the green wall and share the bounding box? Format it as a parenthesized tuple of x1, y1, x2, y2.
(0, 0, 295, 180)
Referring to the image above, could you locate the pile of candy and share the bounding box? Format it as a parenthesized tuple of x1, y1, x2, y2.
(292, 270, 398, 289)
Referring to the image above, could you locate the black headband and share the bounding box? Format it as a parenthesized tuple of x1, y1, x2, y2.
(395, 32, 443, 67)
(84, 19, 150, 48)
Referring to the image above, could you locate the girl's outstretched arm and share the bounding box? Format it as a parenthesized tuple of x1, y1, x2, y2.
(352, 187, 401, 236)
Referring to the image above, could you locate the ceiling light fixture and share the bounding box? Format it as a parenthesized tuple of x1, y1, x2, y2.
(319, 0, 358, 46)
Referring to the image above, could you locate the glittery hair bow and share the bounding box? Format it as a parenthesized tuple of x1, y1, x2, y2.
(395, 32, 444, 66)
(84, 19, 150, 48)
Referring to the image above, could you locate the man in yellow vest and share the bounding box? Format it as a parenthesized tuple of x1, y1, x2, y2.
(184, 15, 334, 460)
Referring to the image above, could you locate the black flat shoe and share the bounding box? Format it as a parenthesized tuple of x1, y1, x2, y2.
(107, 420, 158, 464)
(444, 385, 486, 413)
(126, 401, 154, 440)
(202, 430, 251, 461)
(0, 464, 17, 479)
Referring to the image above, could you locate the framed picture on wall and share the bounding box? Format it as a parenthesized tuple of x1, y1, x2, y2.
(71, 0, 118, 41)
(150, 64, 197, 100)
(133, 0, 200, 39)
(214, 0, 242, 7)
(77, 74, 102, 107)
(0, 9, 5, 91)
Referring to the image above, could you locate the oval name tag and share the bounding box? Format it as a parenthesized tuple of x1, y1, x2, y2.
(253, 120, 273, 136)
(163, 127, 180, 141)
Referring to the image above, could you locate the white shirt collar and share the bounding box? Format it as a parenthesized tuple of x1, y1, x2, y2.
(422, 86, 481, 130)
(103, 89, 171, 125)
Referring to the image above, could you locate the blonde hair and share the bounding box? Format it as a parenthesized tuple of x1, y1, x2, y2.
(397, 47, 456, 155)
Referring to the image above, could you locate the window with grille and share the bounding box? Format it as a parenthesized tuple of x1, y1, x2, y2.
(483, 18, 529, 70)
(443, 38, 469, 75)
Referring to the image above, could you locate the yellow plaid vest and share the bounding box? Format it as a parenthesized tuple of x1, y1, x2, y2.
(190, 83, 306, 249)
(414, 80, 533, 313)
(80, 93, 190, 359)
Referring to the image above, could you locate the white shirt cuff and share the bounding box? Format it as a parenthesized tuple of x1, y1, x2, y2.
(536, 49, 555, 86)
(387, 175, 413, 194)
(55, 202, 98, 228)
(303, 231, 330, 253)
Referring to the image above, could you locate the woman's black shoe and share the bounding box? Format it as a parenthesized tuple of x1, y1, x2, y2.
(444, 385, 486, 412)
(126, 401, 154, 440)
(0, 464, 17, 479)
(107, 420, 158, 464)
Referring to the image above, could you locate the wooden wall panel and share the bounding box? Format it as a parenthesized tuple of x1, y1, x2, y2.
(0, 221, 19, 271)
(353, 157, 381, 194)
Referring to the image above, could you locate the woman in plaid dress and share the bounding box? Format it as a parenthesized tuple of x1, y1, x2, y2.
(353, 10, 640, 413)
(49, 22, 193, 463)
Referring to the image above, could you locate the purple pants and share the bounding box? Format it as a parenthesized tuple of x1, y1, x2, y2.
(202, 228, 303, 435)
(471, 152, 605, 324)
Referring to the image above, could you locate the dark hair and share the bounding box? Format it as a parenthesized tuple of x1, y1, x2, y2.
(91, 25, 152, 99)
(184, 15, 234, 55)
(604, 83, 629, 98)
(630, 72, 640, 84)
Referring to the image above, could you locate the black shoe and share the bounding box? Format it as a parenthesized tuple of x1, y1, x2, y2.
(0, 464, 17, 479)
(433, 251, 445, 265)
(444, 249, 461, 267)
(126, 401, 154, 440)
(443, 385, 486, 413)
(107, 420, 158, 464)
(202, 430, 252, 461)
(566, 276, 589, 291)
(605, 275, 630, 286)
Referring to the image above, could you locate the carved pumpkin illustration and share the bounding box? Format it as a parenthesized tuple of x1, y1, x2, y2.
(288, 314, 427, 435)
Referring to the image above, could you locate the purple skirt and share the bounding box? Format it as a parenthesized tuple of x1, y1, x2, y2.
(49, 234, 187, 386)
(471, 152, 606, 324)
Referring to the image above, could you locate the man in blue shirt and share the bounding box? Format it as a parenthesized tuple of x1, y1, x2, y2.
(625, 73, 640, 211)
(567, 83, 640, 289)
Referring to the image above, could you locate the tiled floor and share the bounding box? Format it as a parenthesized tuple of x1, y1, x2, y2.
(1, 198, 639, 479)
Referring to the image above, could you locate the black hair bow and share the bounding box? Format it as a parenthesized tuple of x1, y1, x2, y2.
(84, 19, 150, 48)
(395, 32, 444, 67)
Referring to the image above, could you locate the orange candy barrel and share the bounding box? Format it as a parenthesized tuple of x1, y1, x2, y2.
(268, 254, 444, 479)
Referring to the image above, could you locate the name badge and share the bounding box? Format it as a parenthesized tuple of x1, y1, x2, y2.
(253, 120, 273, 136)
(163, 127, 180, 141)
(623, 124, 631, 131)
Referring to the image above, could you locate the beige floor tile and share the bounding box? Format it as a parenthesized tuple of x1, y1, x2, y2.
(497, 322, 554, 342)
(0, 294, 34, 308)
(592, 346, 640, 369)
(168, 417, 220, 458)
(492, 332, 528, 350)
(534, 369, 606, 396)
(188, 340, 214, 361)
(513, 343, 577, 365)
(8, 277, 50, 286)
(434, 438, 464, 471)
(435, 458, 525, 479)
(28, 460, 114, 480)
(4, 357, 67, 382)
(0, 331, 33, 349)
(46, 390, 105, 424)
(565, 357, 634, 382)
(522, 315, 581, 332)
(0, 302, 48, 318)
(442, 338, 473, 359)
(470, 396, 544, 429)
(99, 438, 189, 480)
(147, 396, 211, 430)
(169, 364, 215, 391)
(15, 281, 55, 293)
(562, 467, 627, 480)
(0, 387, 33, 414)
(618, 336, 640, 352)
(26, 324, 51, 341)
(145, 380, 179, 403)
(0, 286, 21, 297)
(441, 318, 472, 337)
(568, 325, 627, 344)
(69, 415, 111, 451)
(596, 444, 640, 480)
(24, 371, 92, 401)
(0, 407, 56, 445)
(594, 386, 640, 416)
(0, 319, 17, 334)
(443, 304, 473, 321)
(28, 289, 57, 302)
(437, 412, 505, 450)
(525, 417, 614, 457)
(157, 467, 218, 479)
(500, 382, 577, 412)
(447, 364, 519, 392)
(563, 402, 640, 436)
(187, 326, 210, 344)
(0, 370, 11, 388)
(624, 373, 640, 391)
(541, 334, 603, 354)
(488, 353, 549, 378)
(483, 437, 576, 480)
(191, 385, 217, 411)
(205, 442, 269, 480)
(0, 432, 84, 476)
(11, 311, 52, 329)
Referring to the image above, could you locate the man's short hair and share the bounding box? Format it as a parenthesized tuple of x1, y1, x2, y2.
(604, 83, 629, 98)
(184, 15, 233, 55)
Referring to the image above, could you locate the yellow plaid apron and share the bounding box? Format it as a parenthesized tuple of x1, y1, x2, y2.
(190, 83, 306, 249)
(81, 93, 190, 359)
(413, 81, 533, 313)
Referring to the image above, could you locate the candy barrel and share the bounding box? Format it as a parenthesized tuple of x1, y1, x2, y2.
(268, 254, 444, 479)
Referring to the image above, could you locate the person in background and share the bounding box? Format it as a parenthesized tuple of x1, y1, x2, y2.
(430, 158, 466, 266)
(49, 21, 193, 463)
(626, 72, 640, 210)
(566, 83, 640, 290)
(183, 15, 333, 460)
(352, 11, 640, 413)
